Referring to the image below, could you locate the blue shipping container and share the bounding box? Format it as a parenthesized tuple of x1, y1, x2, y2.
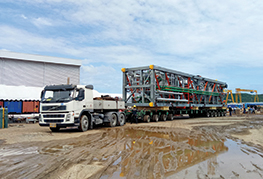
(4, 101, 22, 114)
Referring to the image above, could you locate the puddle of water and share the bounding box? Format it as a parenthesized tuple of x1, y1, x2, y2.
(1, 126, 263, 179)
(170, 139, 263, 179)
(99, 127, 263, 179)
(40, 144, 74, 155)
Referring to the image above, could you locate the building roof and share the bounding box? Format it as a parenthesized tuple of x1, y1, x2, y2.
(0, 84, 121, 100)
(0, 85, 43, 100)
(0, 50, 82, 66)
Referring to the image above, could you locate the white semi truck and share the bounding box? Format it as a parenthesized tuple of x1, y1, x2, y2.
(39, 84, 126, 132)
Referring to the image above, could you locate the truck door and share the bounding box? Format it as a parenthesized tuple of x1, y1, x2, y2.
(74, 88, 86, 115)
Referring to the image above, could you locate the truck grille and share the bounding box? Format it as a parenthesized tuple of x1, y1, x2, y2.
(43, 114, 65, 118)
(44, 119, 64, 123)
(42, 106, 66, 111)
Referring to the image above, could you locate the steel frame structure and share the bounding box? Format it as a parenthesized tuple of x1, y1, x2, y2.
(122, 65, 227, 108)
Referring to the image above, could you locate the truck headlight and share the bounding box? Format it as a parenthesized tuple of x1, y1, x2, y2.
(66, 114, 71, 121)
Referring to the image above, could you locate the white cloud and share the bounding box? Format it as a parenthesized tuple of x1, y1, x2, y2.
(55, 0, 263, 65)
(21, 14, 27, 19)
(0, 25, 68, 52)
(32, 17, 53, 27)
(1, 0, 263, 92)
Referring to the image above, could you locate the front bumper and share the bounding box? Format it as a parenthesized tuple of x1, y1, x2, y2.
(39, 112, 80, 128)
(39, 123, 78, 128)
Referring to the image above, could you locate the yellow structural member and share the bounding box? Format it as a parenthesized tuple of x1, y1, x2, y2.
(235, 88, 259, 103)
(149, 65, 154, 70)
(121, 68, 126, 72)
(149, 102, 154, 107)
(224, 90, 235, 104)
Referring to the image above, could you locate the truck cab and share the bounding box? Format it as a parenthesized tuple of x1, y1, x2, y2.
(39, 84, 125, 132)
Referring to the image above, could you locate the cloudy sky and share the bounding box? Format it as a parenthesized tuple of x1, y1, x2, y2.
(1, 0, 263, 94)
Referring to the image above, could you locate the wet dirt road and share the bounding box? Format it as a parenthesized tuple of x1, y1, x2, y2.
(1, 115, 263, 179)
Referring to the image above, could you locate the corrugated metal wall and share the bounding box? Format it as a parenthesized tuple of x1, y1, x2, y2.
(0, 58, 80, 87)
(0, 59, 3, 84)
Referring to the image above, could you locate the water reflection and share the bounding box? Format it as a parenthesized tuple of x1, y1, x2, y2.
(101, 127, 228, 178)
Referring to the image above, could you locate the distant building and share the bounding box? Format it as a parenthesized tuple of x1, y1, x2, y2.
(0, 50, 81, 100)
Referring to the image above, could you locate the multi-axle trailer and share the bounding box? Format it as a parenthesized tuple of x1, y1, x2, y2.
(39, 65, 228, 132)
(122, 65, 227, 122)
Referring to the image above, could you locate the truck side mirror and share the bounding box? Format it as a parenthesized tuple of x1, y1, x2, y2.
(40, 90, 44, 99)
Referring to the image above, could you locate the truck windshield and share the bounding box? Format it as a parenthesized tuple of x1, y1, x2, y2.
(41, 90, 74, 103)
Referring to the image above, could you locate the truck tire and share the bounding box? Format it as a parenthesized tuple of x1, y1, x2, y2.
(152, 114, 159, 122)
(50, 127, 60, 132)
(143, 115, 150, 123)
(117, 113, 125, 126)
(221, 111, 224, 116)
(80, 115, 89, 132)
(206, 111, 210, 117)
(167, 114, 173, 121)
(161, 114, 167, 121)
(109, 113, 117, 127)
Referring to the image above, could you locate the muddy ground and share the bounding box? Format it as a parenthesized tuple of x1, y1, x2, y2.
(1, 115, 263, 179)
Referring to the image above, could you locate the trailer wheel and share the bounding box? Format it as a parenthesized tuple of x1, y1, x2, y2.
(50, 127, 60, 132)
(214, 111, 217, 117)
(117, 113, 125, 126)
(109, 113, 117, 127)
(206, 111, 210, 117)
(218, 112, 221, 117)
(80, 115, 89, 132)
(143, 115, 150, 123)
(167, 114, 173, 121)
(152, 114, 159, 122)
(161, 114, 167, 121)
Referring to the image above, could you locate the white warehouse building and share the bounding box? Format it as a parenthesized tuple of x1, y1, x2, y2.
(0, 50, 82, 100)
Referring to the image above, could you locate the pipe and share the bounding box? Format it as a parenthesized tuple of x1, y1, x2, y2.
(156, 90, 183, 95)
(156, 98, 188, 102)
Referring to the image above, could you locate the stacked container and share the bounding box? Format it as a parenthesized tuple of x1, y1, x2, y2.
(3, 100, 22, 114)
(0, 108, 8, 129)
(22, 100, 39, 113)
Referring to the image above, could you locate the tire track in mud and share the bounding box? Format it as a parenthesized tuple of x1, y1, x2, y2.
(0, 126, 222, 179)
(1, 118, 263, 178)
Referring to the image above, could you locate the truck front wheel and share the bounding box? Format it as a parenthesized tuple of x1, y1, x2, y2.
(80, 115, 89, 132)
